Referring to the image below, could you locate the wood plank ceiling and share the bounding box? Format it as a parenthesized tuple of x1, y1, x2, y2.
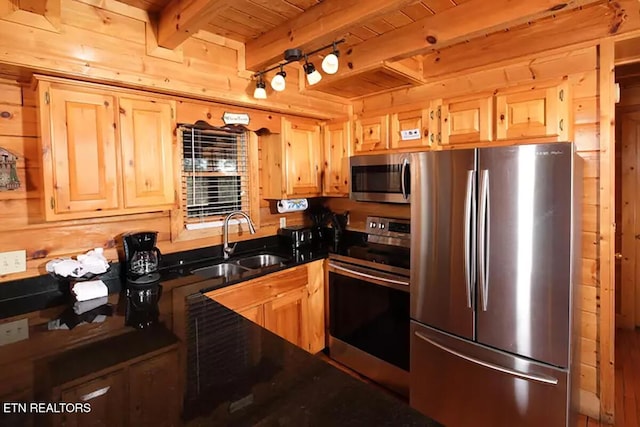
(114, 0, 610, 99)
(114, 0, 465, 98)
(117, 0, 461, 44)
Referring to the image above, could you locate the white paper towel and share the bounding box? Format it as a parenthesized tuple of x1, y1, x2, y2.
(72, 280, 108, 302)
(277, 199, 308, 213)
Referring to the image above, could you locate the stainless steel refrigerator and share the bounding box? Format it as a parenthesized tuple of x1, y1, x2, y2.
(410, 143, 582, 427)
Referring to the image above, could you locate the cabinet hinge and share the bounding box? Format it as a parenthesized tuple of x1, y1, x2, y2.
(437, 107, 441, 119)
(437, 133, 442, 143)
(171, 107, 174, 119)
(559, 89, 565, 102)
(44, 91, 50, 105)
(50, 196, 55, 210)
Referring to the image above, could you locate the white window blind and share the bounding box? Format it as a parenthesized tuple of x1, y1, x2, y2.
(180, 126, 250, 229)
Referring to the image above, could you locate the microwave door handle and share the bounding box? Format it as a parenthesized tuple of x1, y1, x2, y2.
(401, 158, 409, 200)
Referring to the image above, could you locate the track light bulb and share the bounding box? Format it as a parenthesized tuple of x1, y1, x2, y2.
(271, 67, 287, 92)
(253, 78, 267, 99)
(321, 45, 340, 74)
(304, 61, 322, 85)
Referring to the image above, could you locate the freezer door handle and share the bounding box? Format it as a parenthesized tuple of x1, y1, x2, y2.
(478, 169, 490, 311)
(414, 331, 559, 385)
(463, 170, 475, 308)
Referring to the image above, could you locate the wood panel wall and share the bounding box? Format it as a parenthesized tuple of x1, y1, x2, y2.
(0, 79, 306, 282)
(0, 0, 348, 119)
(330, 46, 603, 418)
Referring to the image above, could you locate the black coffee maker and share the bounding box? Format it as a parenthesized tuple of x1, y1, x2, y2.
(123, 231, 162, 286)
(122, 231, 162, 329)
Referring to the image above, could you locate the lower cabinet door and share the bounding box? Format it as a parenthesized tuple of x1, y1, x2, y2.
(58, 370, 126, 427)
(128, 350, 180, 427)
(237, 304, 264, 326)
(264, 287, 309, 350)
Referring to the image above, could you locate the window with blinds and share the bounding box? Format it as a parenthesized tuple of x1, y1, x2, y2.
(180, 126, 250, 229)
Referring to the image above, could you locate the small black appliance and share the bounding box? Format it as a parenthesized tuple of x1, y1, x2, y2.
(122, 231, 162, 286)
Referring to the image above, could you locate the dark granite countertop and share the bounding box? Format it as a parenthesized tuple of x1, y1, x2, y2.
(0, 234, 438, 426)
(0, 235, 328, 320)
(0, 272, 438, 427)
(180, 295, 439, 426)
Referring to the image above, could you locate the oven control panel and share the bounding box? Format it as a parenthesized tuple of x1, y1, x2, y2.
(366, 216, 410, 247)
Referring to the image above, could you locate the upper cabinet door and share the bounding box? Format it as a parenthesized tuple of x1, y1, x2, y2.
(284, 119, 322, 197)
(119, 97, 175, 208)
(322, 121, 351, 197)
(391, 109, 431, 149)
(354, 115, 389, 153)
(45, 86, 120, 219)
(496, 83, 570, 141)
(440, 95, 493, 146)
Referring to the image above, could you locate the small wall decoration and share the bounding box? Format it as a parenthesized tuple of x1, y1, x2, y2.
(0, 148, 20, 191)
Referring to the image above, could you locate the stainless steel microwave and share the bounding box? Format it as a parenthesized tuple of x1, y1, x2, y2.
(350, 153, 411, 203)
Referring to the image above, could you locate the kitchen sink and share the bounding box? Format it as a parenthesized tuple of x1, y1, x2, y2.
(192, 263, 248, 279)
(235, 254, 288, 270)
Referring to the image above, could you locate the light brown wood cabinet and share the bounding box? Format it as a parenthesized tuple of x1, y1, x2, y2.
(264, 287, 309, 349)
(322, 121, 351, 197)
(495, 82, 570, 141)
(119, 96, 175, 208)
(261, 117, 322, 199)
(39, 84, 120, 219)
(204, 260, 325, 354)
(354, 114, 389, 153)
(390, 109, 432, 149)
(439, 95, 494, 145)
(35, 76, 176, 221)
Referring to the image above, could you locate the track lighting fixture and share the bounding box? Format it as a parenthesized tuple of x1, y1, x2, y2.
(252, 39, 345, 99)
(253, 74, 267, 100)
(270, 65, 287, 92)
(321, 42, 340, 75)
(303, 55, 322, 86)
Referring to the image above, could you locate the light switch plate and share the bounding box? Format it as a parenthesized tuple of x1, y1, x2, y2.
(0, 250, 27, 275)
(280, 217, 286, 228)
(0, 318, 29, 346)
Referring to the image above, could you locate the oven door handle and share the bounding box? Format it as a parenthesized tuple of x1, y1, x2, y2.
(329, 262, 410, 291)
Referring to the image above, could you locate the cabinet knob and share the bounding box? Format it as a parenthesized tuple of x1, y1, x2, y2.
(615, 253, 623, 260)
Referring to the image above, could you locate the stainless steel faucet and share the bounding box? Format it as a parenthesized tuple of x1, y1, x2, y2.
(223, 211, 257, 259)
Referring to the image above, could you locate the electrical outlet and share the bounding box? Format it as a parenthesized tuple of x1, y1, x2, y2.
(279, 217, 286, 228)
(0, 318, 29, 346)
(0, 250, 26, 275)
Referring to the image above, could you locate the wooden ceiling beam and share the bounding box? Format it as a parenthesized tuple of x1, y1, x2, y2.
(245, 0, 417, 71)
(157, 0, 232, 49)
(332, 0, 603, 78)
(421, 0, 640, 80)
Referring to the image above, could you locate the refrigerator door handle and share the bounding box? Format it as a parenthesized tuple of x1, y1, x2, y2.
(464, 170, 474, 308)
(401, 157, 409, 200)
(478, 169, 490, 311)
(414, 331, 559, 385)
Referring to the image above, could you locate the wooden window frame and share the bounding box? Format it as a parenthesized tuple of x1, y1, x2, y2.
(170, 128, 260, 243)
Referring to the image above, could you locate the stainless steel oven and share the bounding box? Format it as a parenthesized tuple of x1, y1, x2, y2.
(350, 153, 411, 203)
(328, 217, 410, 397)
